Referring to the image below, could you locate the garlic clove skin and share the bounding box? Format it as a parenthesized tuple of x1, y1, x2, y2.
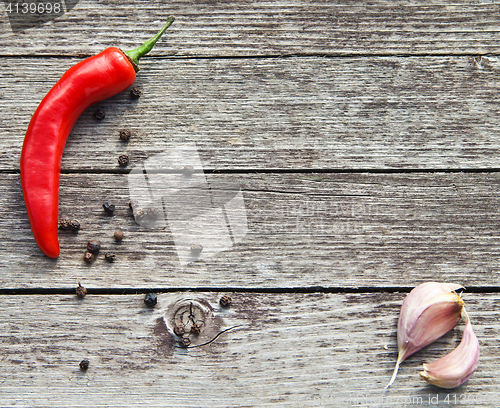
(386, 282, 464, 388)
(398, 282, 464, 350)
(399, 291, 465, 361)
(420, 309, 479, 389)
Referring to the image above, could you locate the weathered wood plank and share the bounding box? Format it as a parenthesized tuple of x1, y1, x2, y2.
(3, 0, 499, 404)
(1, 1, 500, 57)
(0, 292, 496, 407)
(2, 172, 500, 288)
(3, 55, 500, 171)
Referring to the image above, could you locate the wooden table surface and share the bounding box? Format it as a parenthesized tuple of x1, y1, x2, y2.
(1, 1, 500, 406)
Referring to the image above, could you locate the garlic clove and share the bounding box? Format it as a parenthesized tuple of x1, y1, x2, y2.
(399, 291, 465, 361)
(420, 308, 479, 389)
(398, 282, 464, 349)
(386, 282, 464, 388)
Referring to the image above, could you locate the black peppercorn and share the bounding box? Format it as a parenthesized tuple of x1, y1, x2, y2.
(69, 219, 80, 231)
(178, 337, 191, 348)
(58, 219, 70, 230)
(118, 154, 129, 167)
(190, 243, 203, 255)
(190, 323, 202, 335)
(144, 293, 157, 307)
(83, 252, 95, 264)
(113, 229, 124, 241)
(119, 129, 131, 141)
(102, 201, 115, 215)
(60, 219, 80, 231)
(87, 240, 101, 254)
(76, 281, 87, 298)
(94, 108, 105, 120)
(104, 252, 115, 263)
(173, 325, 186, 337)
(219, 295, 232, 308)
(79, 359, 89, 370)
(130, 87, 142, 99)
(134, 208, 145, 223)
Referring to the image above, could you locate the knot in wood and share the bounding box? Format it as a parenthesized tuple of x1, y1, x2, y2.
(165, 298, 214, 341)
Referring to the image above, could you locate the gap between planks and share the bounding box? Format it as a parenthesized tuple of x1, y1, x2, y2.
(2, 286, 500, 296)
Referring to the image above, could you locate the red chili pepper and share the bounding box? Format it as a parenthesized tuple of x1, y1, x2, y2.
(20, 17, 175, 258)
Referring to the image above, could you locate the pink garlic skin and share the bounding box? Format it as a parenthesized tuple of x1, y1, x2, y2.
(420, 310, 479, 389)
(398, 289, 464, 361)
(398, 283, 463, 351)
(386, 282, 464, 388)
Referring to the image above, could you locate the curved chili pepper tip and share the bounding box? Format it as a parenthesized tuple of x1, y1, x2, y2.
(126, 16, 175, 67)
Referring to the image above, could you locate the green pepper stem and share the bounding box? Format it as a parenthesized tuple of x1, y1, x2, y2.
(126, 16, 175, 67)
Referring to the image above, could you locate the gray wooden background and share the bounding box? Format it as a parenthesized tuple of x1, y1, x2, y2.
(1, 1, 500, 406)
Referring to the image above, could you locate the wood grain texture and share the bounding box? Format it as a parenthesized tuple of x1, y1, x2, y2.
(3, 55, 500, 171)
(0, 292, 497, 407)
(1, 0, 500, 57)
(2, 172, 500, 289)
(3, 0, 500, 403)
